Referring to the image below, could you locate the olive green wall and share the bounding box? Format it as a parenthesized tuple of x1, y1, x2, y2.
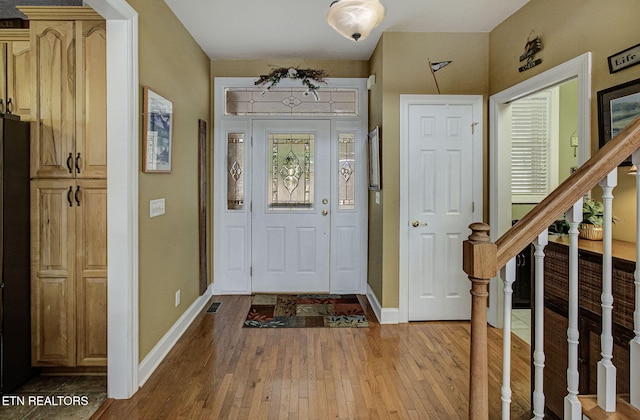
(368, 32, 489, 308)
(558, 80, 579, 182)
(367, 41, 384, 302)
(490, 0, 640, 242)
(128, 0, 211, 361)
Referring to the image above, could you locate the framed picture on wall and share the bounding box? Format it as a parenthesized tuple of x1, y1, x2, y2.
(597, 77, 640, 166)
(368, 126, 381, 190)
(143, 86, 174, 173)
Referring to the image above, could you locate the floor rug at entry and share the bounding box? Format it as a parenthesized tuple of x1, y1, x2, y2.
(243, 294, 369, 328)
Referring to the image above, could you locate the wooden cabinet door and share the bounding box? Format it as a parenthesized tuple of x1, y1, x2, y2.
(75, 21, 106, 179)
(30, 21, 75, 179)
(0, 43, 6, 113)
(75, 180, 107, 366)
(31, 179, 76, 366)
(6, 41, 31, 121)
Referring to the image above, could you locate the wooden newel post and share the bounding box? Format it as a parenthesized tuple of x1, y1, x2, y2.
(463, 222, 497, 420)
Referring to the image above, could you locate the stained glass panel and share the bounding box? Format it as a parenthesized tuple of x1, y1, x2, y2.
(338, 134, 356, 210)
(268, 134, 314, 210)
(225, 88, 358, 116)
(227, 133, 244, 210)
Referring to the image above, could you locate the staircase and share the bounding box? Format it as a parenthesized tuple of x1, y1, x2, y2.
(463, 116, 640, 419)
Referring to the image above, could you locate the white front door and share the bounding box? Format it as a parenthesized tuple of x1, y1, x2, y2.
(251, 120, 331, 292)
(403, 98, 481, 320)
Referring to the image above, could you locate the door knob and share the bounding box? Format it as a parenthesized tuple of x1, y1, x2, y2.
(322, 209, 328, 216)
(411, 220, 427, 227)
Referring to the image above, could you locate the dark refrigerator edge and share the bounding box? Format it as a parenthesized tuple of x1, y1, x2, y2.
(0, 114, 37, 395)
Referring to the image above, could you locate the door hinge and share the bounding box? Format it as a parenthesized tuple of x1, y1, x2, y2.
(250, 201, 252, 212)
(472, 202, 475, 213)
(471, 122, 479, 135)
(250, 267, 253, 277)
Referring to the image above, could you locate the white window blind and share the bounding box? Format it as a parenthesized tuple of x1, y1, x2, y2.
(511, 89, 558, 203)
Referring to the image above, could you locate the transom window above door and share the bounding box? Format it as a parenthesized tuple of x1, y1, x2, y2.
(225, 87, 359, 116)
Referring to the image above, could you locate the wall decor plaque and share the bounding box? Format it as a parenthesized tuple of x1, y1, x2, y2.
(519, 34, 543, 72)
(608, 43, 640, 74)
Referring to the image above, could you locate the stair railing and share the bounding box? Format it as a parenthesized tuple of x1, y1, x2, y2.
(463, 115, 640, 419)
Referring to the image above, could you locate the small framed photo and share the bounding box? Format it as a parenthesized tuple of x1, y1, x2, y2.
(368, 126, 381, 190)
(143, 86, 174, 173)
(597, 77, 640, 166)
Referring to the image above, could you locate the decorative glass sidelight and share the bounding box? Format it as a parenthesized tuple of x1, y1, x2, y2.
(227, 133, 244, 210)
(338, 133, 356, 210)
(268, 134, 314, 210)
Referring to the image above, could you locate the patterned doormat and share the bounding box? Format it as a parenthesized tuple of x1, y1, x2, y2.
(243, 294, 369, 328)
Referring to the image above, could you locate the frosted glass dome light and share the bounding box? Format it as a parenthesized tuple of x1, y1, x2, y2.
(326, 0, 385, 42)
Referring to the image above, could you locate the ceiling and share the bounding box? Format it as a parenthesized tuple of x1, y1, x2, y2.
(164, 0, 530, 61)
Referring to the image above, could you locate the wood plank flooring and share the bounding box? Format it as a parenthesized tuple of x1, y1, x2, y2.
(93, 295, 532, 419)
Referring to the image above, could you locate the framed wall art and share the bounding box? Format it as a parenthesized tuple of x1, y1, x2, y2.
(368, 126, 381, 190)
(143, 86, 174, 172)
(598, 77, 640, 166)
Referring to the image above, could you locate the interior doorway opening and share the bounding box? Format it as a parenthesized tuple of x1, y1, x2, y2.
(488, 53, 591, 327)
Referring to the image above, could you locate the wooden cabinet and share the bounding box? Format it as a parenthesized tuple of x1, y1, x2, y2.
(541, 238, 635, 419)
(22, 7, 108, 370)
(513, 244, 532, 309)
(0, 30, 31, 121)
(30, 179, 107, 367)
(28, 15, 106, 179)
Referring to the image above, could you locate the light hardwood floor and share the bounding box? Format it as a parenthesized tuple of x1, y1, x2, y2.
(93, 295, 531, 419)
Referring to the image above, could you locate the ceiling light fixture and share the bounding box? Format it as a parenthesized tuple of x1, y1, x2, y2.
(326, 0, 385, 42)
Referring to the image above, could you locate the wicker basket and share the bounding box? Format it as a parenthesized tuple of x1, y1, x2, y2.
(578, 223, 603, 241)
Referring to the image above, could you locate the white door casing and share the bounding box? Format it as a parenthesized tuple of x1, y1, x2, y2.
(251, 120, 331, 293)
(488, 53, 591, 327)
(213, 78, 368, 295)
(399, 95, 483, 322)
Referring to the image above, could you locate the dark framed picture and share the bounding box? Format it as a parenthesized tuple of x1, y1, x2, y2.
(597, 77, 640, 166)
(143, 86, 174, 173)
(368, 126, 381, 190)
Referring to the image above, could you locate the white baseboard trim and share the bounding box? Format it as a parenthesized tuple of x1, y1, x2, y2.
(138, 284, 213, 388)
(366, 284, 400, 324)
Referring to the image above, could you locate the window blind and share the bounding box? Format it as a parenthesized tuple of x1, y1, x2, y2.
(511, 90, 557, 203)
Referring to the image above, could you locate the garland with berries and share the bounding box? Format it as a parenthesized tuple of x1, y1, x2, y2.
(255, 67, 327, 99)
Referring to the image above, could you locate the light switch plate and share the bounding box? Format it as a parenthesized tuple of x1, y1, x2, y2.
(150, 198, 165, 218)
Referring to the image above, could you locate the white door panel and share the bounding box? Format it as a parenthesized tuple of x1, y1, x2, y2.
(252, 120, 331, 292)
(407, 103, 477, 320)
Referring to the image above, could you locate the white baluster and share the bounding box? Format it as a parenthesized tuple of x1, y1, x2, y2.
(598, 170, 617, 412)
(501, 257, 517, 419)
(564, 199, 583, 419)
(631, 150, 640, 409)
(532, 230, 548, 419)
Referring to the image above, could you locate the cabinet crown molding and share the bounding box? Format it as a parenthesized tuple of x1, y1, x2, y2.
(0, 29, 30, 42)
(17, 6, 104, 21)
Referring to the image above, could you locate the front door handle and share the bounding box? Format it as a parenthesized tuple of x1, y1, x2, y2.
(322, 209, 328, 216)
(411, 220, 428, 227)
